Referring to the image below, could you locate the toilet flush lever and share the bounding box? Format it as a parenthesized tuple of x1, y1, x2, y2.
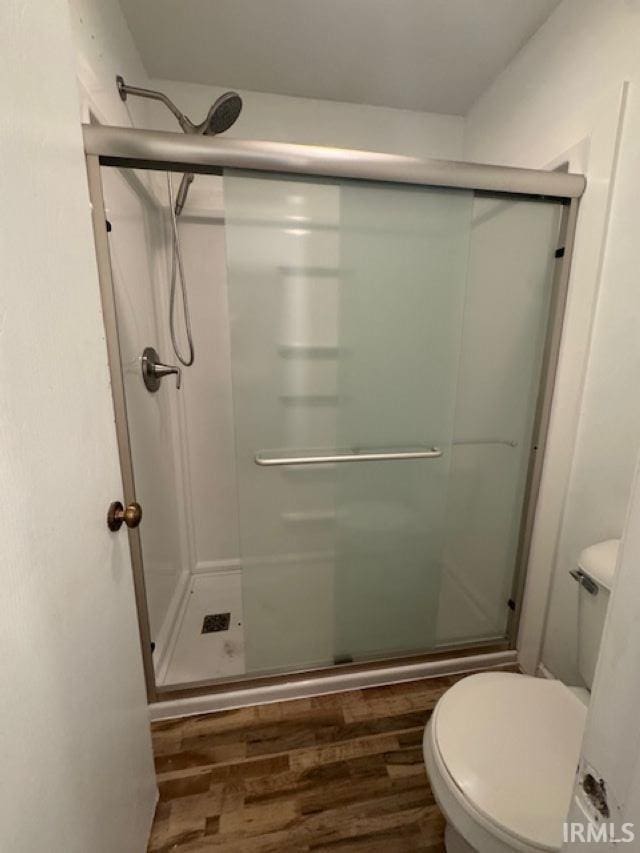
(141, 346, 182, 391)
(569, 568, 599, 595)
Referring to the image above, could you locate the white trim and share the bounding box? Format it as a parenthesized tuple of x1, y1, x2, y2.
(517, 83, 629, 675)
(149, 650, 517, 720)
(152, 570, 191, 683)
(536, 662, 556, 680)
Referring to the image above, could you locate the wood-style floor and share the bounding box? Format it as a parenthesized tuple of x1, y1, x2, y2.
(148, 675, 463, 852)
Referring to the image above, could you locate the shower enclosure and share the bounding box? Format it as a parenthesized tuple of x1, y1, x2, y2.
(85, 124, 582, 704)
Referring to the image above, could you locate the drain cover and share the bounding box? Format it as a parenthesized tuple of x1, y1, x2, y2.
(202, 613, 231, 633)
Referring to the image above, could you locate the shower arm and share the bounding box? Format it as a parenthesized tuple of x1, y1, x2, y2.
(116, 76, 196, 133)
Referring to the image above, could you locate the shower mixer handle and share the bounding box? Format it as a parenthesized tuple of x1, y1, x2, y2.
(152, 361, 182, 389)
(141, 346, 182, 391)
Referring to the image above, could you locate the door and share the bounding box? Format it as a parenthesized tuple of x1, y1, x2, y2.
(223, 171, 474, 674)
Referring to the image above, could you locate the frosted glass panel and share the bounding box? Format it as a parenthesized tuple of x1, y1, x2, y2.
(224, 173, 342, 674)
(224, 171, 472, 673)
(437, 196, 563, 645)
(333, 183, 473, 660)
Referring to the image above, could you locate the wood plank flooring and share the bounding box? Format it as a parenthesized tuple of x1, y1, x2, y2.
(148, 675, 463, 852)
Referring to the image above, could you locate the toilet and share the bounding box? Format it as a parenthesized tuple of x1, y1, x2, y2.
(423, 539, 619, 852)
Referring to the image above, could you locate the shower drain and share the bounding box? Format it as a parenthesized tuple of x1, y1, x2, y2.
(201, 613, 231, 633)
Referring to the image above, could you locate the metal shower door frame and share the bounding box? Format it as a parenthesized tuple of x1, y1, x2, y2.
(86, 154, 157, 701)
(84, 125, 581, 704)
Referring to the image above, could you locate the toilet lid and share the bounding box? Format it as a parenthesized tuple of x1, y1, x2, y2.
(432, 672, 586, 851)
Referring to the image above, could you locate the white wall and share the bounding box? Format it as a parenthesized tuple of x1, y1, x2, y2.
(465, 0, 640, 683)
(147, 78, 465, 158)
(566, 458, 640, 843)
(0, 0, 156, 850)
(69, 0, 151, 126)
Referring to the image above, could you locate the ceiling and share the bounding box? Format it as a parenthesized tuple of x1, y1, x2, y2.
(119, 0, 561, 115)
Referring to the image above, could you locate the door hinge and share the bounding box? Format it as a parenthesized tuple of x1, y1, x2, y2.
(555, 246, 565, 258)
(105, 219, 112, 232)
(507, 598, 516, 611)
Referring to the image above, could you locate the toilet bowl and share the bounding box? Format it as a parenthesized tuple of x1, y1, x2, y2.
(423, 539, 618, 852)
(423, 672, 586, 852)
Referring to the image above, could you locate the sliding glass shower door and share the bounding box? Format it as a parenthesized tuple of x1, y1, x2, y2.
(94, 153, 565, 694)
(88, 113, 575, 698)
(224, 172, 474, 674)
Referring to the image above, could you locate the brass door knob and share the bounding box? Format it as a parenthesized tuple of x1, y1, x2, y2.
(107, 501, 143, 531)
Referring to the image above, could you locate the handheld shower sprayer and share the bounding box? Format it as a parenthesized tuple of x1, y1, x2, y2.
(116, 75, 243, 370)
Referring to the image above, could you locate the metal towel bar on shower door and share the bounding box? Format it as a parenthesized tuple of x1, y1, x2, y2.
(254, 447, 443, 466)
(254, 437, 519, 467)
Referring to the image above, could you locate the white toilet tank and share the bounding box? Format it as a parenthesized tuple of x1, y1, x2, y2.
(576, 539, 619, 689)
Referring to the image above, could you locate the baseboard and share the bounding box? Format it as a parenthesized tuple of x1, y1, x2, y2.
(153, 570, 191, 683)
(536, 661, 556, 680)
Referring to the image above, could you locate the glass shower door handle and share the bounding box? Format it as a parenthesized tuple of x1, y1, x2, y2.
(254, 446, 443, 466)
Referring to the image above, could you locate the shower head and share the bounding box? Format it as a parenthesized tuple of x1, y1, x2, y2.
(116, 76, 242, 137)
(116, 76, 243, 215)
(175, 92, 242, 214)
(200, 91, 243, 135)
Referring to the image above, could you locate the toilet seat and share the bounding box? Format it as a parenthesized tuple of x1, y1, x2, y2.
(424, 672, 587, 852)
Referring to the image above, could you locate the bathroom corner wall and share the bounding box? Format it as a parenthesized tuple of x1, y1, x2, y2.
(146, 77, 465, 158)
(68, 0, 151, 126)
(464, 0, 640, 683)
(0, 0, 156, 849)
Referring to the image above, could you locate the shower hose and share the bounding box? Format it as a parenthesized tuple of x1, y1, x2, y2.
(166, 172, 195, 367)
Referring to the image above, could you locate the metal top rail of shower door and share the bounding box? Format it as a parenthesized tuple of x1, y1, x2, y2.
(82, 124, 586, 199)
(255, 446, 443, 466)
